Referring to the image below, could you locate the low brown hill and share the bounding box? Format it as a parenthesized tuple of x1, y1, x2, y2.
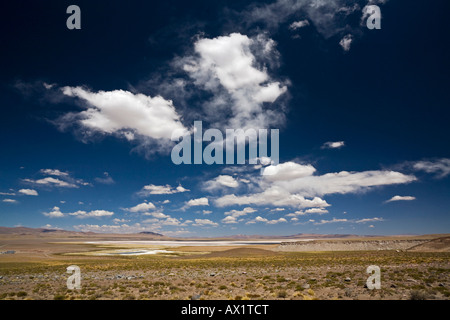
(407, 236, 450, 252)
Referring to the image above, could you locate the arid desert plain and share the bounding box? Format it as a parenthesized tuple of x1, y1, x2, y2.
(0, 227, 449, 300)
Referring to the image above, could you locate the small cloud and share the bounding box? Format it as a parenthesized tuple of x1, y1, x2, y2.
(262, 162, 316, 180)
(266, 218, 287, 224)
(0, 192, 16, 196)
(24, 170, 90, 189)
(225, 207, 256, 218)
(43, 206, 64, 218)
(289, 19, 310, 30)
(355, 217, 384, 223)
(185, 197, 209, 208)
(202, 210, 212, 215)
(254, 216, 268, 223)
(385, 195, 416, 203)
(339, 34, 353, 52)
(138, 184, 189, 196)
(23, 177, 77, 188)
(221, 216, 238, 224)
(163, 229, 192, 237)
(176, 185, 189, 192)
(18, 189, 38, 196)
(124, 202, 156, 212)
(43, 206, 114, 218)
(2, 198, 18, 204)
(143, 212, 169, 219)
(73, 223, 151, 234)
(304, 208, 329, 214)
(409, 158, 450, 178)
(69, 210, 114, 218)
(204, 175, 239, 191)
(41, 224, 62, 230)
(95, 172, 115, 185)
(314, 218, 348, 225)
(113, 218, 129, 224)
(285, 210, 305, 217)
(57, 86, 188, 157)
(40, 169, 69, 177)
(43, 82, 56, 89)
(321, 141, 345, 149)
(246, 216, 286, 225)
(255, 157, 273, 166)
(192, 219, 218, 227)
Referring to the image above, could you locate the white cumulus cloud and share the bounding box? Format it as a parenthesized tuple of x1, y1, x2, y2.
(2, 198, 18, 204)
(339, 34, 353, 51)
(289, 19, 310, 30)
(222, 216, 238, 224)
(246, 216, 287, 224)
(355, 217, 384, 223)
(224, 207, 257, 218)
(216, 160, 415, 211)
(385, 195, 416, 203)
(138, 184, 189, 196)
(192, 219, 218, 227)
(23, 169, 90, 189)
(57, 87, 188, 156)
(40, 169, 69, 177)
(411, 158, 450, 178)
(204, 175, 239, 191)
(262, 162, 316, 181)
(73, 223, 153, 234)
(69, 210, 114, 218)
(314, 218, 348, 225)
(125, 202, 156, 212)
(43, 206, 64, 218)
(185, 197, 209, 208)
(23, 177, 78, 188)
(321, 141, 345, 149)
(43, 206, 114, 218)
(182, 33, 288, 130)
(18, 189, 38, 196)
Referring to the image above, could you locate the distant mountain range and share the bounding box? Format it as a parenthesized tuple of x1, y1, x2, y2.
(0, 226, 80, 235)
(0, 226, 164, 238)
(138, 231, 165, 236)
(197, 233, 366, 240)
(0, 226, 362, 239)
(0, 226, 431, 240)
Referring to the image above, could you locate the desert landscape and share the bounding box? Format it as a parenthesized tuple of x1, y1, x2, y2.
(0, 227, 449, 300)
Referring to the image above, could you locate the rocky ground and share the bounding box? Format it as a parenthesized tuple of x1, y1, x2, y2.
(275, 240, 428, 252)
(1, 250, 449, 300)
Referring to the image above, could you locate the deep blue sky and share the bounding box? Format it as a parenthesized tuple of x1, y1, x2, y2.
(0, 0, 449, 236)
